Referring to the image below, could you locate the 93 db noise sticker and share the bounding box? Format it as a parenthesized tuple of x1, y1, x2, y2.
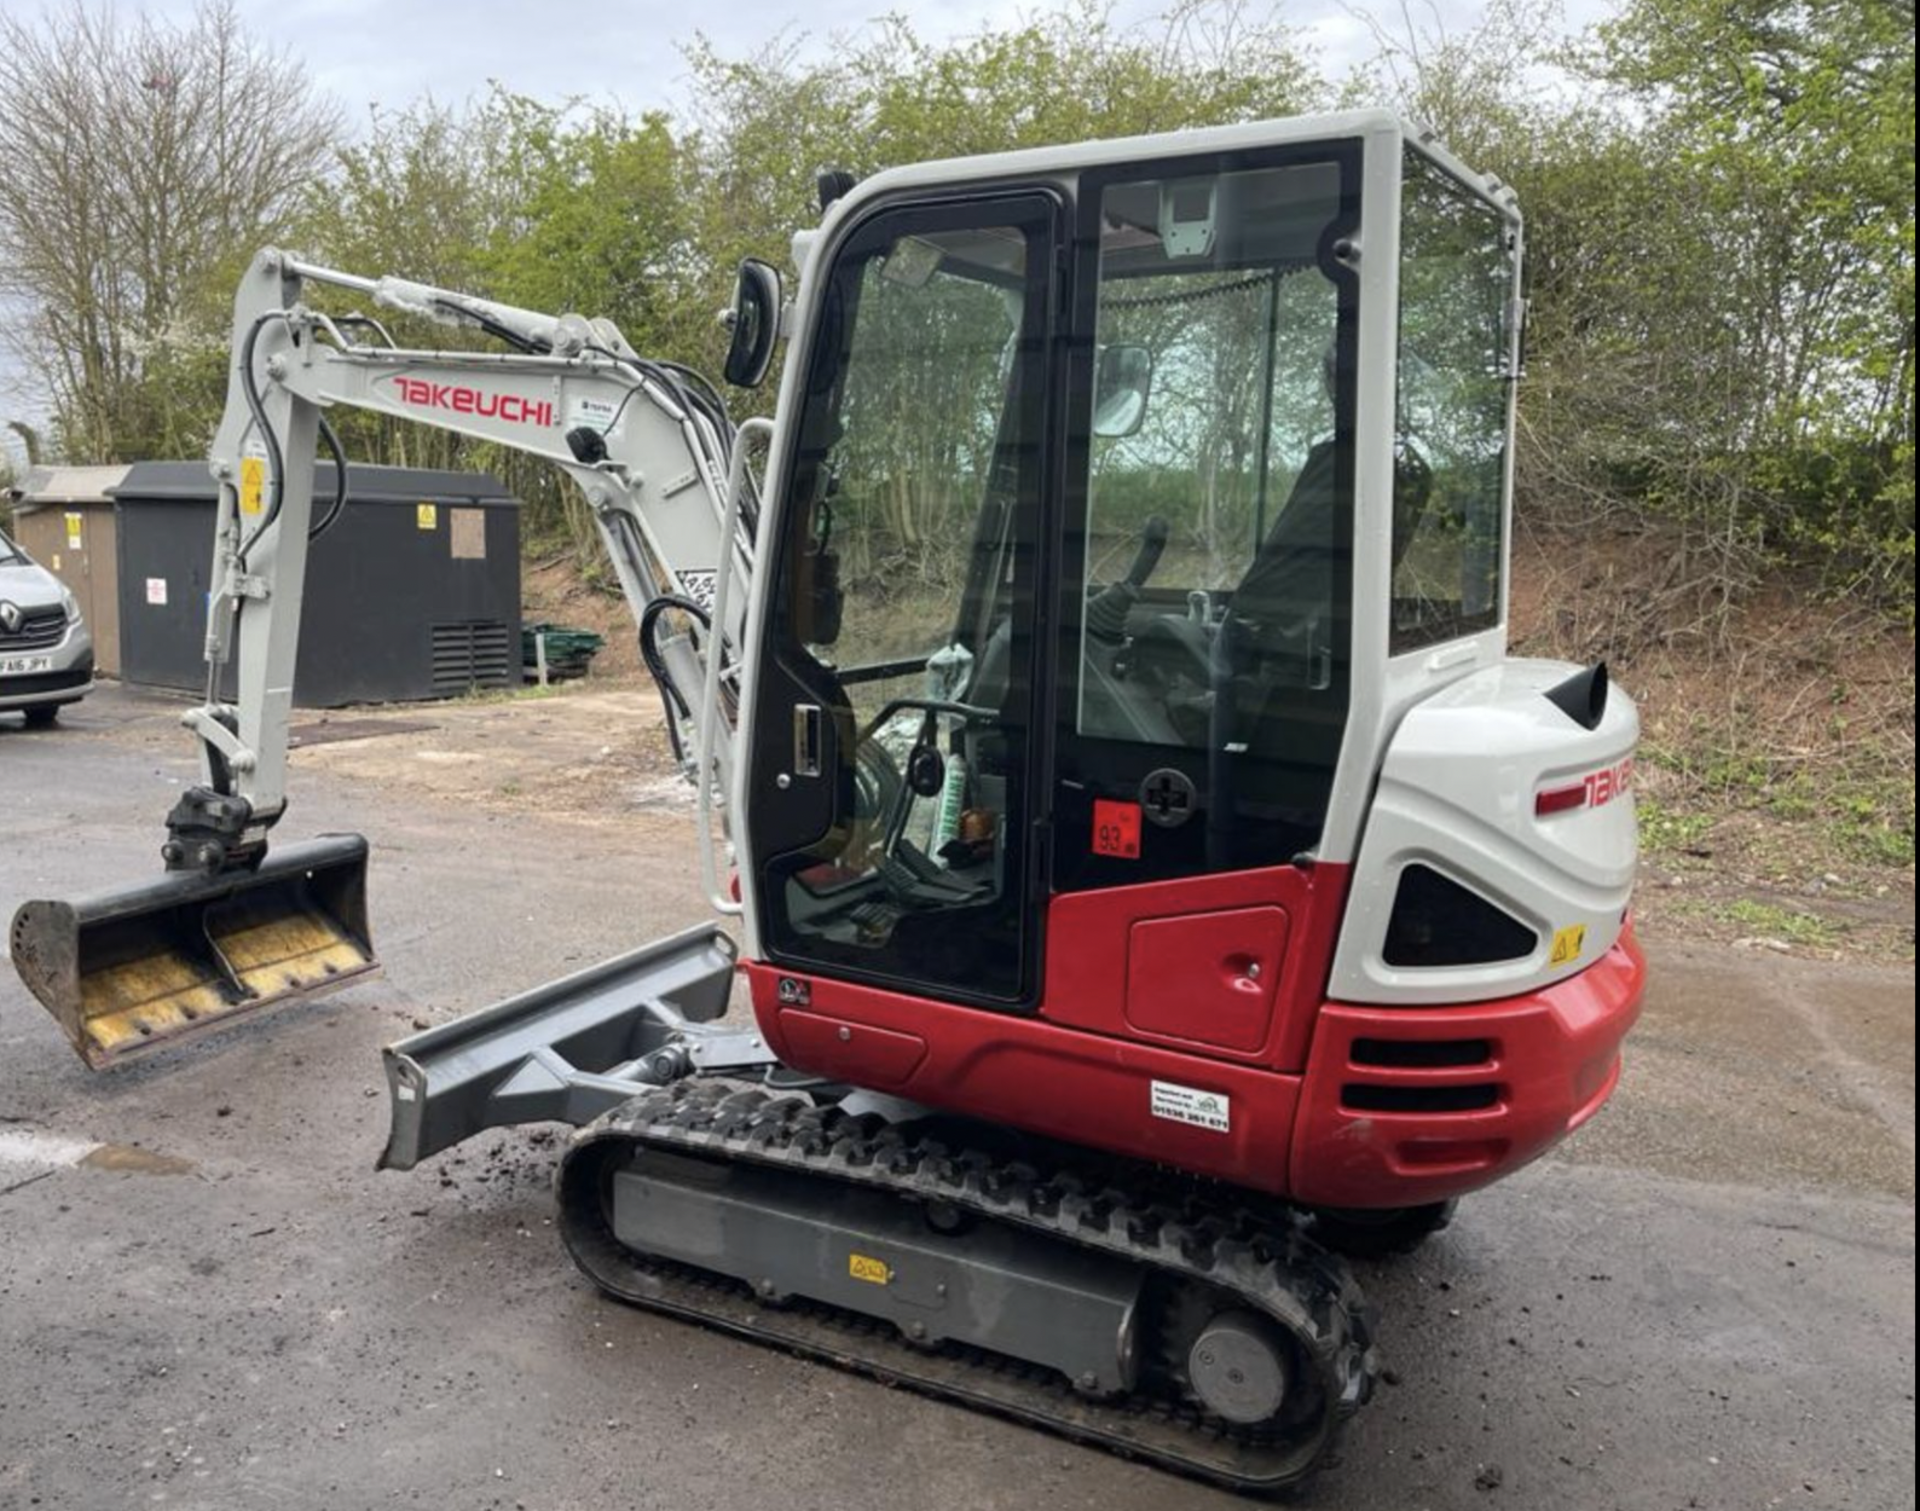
(1092, 798, 1142, 859)
(1151, 1080, 1232, 1134)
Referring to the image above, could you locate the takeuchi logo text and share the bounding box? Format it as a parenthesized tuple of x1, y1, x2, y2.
(389, 378, 554, 427)
(1584, 757, 1633, 809)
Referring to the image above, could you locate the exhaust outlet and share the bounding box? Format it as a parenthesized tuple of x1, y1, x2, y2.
(9, 835, 378, 1069)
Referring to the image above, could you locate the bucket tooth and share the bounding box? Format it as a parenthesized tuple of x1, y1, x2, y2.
(8, 835, 378, 1069)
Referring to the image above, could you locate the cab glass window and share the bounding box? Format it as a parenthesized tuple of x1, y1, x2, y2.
(1079, 162, 1348, 751)
(1392, 148, 1516, 652)
(754, 199, 1052, 1004)
(1057, 151, 1359, 884)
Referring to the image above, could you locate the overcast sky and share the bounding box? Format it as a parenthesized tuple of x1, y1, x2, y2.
(0, 0, 1607, 464)
(125, 0, 1401, 112)
(0, 0, 1482, 121)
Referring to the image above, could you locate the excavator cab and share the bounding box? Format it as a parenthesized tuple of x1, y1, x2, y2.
(743, 149, 1365, 1011)
(723, 124, 1636, 1216)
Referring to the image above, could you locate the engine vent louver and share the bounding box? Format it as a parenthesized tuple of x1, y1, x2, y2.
(1351, 1037, 1493, 1069)
(430, 620, 513, 696)
(1340, 1083, 1500, 1114)
(1383, 864, 1537, 968)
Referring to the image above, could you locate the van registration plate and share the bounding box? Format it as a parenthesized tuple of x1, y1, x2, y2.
(0, 655, 53, 676)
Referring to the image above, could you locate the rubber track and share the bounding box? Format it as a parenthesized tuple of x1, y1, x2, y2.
(555, 1081, 1376, 1495)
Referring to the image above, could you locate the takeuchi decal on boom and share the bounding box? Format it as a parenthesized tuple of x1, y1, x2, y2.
(389, 377, 555, 427)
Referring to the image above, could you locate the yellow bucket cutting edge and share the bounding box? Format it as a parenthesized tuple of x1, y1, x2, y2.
(9, 834, 378, 1069)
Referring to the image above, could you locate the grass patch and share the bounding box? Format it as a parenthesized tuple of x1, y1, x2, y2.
(1832, 784, 1917, 867)
(458, 681, 564, 706)
(1638, 728, 1914, 875)
(1638, 732, 1777, 800)
(1717, 898, 1843, 948)
(1637, 797, 1716, 855)
(1764, 772, 1820, 822)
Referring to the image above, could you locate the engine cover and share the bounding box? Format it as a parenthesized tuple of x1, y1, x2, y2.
(1329, 658, 1639, 1006)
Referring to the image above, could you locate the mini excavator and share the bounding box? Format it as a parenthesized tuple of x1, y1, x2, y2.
(11, 112, 1644, 1493)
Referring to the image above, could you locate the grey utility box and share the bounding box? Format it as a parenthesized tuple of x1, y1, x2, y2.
(109, 462, 522, 706)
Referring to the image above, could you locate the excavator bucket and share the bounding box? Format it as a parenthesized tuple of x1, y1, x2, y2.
(9, 835, 377, 1069)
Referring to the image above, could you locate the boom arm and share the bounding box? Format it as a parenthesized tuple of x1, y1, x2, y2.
(180, 247, 752, 870)
(8, 246, 765, 1067)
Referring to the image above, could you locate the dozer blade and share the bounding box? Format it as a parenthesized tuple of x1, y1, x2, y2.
(380, 923, 737, 1172)
(9, 835, 377, 1069)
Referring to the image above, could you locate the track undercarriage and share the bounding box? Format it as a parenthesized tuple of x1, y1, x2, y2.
(561, 1084, 1374, 1494)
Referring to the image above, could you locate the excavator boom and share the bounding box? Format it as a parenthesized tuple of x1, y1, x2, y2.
(10, 248, 756, 1065)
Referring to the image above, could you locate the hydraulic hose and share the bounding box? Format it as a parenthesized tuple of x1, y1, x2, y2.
(219, 313, 348, 708)
(639, 593, 713, 766)
(310, 414, 349, 541)
(234, 311, 291, 569)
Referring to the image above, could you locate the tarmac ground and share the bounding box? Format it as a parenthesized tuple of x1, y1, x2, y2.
(1, 684, 1913, 1511)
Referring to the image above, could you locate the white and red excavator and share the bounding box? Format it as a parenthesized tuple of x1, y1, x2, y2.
(10, 111, 1643, 1494)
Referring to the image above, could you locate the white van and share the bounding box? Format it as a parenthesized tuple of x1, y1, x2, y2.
(0, 524, 94, 726)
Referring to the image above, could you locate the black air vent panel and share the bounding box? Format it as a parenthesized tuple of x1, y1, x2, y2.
(1384, 864, 1537, 968)
(431, 620, 513, 696)
(1342, 1082, 1500, 1114)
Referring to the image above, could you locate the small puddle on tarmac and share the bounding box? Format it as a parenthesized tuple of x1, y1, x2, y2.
(78, 1144, 195, 1176)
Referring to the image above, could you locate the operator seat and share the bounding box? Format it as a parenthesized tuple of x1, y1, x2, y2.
(1225, 437, 1341, 674)
(1229, 434, 1432, 664)
(1207, 437, 1432, 866)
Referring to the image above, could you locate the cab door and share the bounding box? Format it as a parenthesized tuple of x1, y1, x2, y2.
(745, 192, 1061, 1009)
(1055, 146, 1362, 890)
(1043, 144, 1365, 1064)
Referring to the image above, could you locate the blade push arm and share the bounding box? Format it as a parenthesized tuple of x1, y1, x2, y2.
(176, 248, 750, 871)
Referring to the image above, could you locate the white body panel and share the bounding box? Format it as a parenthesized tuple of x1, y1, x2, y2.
(1330, 658, 1639, 1005)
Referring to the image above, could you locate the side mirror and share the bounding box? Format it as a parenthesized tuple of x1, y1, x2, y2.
(723, 259, 783, 389)
(1092, 344, 1153, 439)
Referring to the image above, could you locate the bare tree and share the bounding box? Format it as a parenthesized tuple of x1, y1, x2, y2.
(0, 0, 340, 462)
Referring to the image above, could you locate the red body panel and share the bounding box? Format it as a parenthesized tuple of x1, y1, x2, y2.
(1124, 906, 1289, 1052)
(750, 964, 1306, 1192)
(1289, 928, 1646, 1207)
(748, 877, 1645, 1208)
(1038, 864, 1350, 1069)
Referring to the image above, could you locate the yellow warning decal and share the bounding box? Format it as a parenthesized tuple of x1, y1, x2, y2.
(848, 1253, 892, 1286)
(239, 457, 266, 515)
(1550, 924, 1587, 967)
(416, 502, 439, 531)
